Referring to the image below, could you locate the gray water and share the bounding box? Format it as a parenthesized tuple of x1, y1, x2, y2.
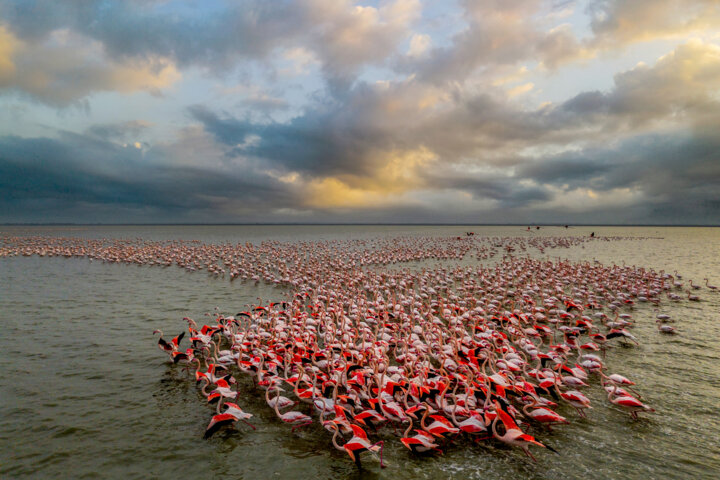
(1, 225, 719, 479)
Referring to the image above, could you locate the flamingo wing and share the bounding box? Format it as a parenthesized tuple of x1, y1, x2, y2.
(495, 405, 520, 431)
(350, 424, 369, 439)
(204, 413, 236, 439)
(172, 331, 185, 347)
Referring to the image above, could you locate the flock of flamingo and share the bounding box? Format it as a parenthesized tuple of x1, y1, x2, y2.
(2, 232, 716, 468)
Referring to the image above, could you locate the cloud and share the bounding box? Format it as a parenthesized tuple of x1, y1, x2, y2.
(589, 0, 720, 46)
(407, 33, 431, 57)
(304, 0, 421, 88)
(553, 39, 720, 132)
(0, 130, 301, 223)
(86, 120, 153, 141)
(536, 24, 594, 69)
(512, 131, 720, 224)
(0, 24, 17, 82)
(0, 1, 307, 67)
(0, 27, 179, 106)
(304, 146, 435, 208)
(429, 170, 553, 208)
(396, 0, 589, 85)
(182, 37, 720, 222)
(1, 2, 719, 224)
(0, 0, 420, 95)
(3, 128, 718, 224)
(189, 95, 391, 178)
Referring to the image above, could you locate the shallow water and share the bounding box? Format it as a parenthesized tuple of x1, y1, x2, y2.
(1, 225, 719, 479)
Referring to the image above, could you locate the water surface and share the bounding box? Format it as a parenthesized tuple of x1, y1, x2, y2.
(1, 225, 719, 479)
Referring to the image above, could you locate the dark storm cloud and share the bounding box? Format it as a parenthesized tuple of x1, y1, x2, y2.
(189, 92, 548, 206)
(0, 133, 300, 223)
(519, 152, 612, 186)
(431, 172, 553, 207)
(188, 106, 256, 148)
(518, 132, 720, 215)
(86, 120, 151, 141)
(191, 84, 558, 183)
(189, 96, 394, 178)
(0, 0, 307, 69)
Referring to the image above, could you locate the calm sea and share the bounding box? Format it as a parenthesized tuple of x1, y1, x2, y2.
(1, 225, 719, 479)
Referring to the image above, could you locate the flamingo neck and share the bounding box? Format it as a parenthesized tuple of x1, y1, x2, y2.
(331, 427, 345, 451)
(403, 419, 414, 437)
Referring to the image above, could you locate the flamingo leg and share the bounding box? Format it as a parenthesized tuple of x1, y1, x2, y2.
(627, 387, 643, 398)
(242, 420, 257, 430)
(523, 447, 538, 462)
(369, 440, 387, 468)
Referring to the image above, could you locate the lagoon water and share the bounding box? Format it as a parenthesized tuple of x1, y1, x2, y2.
(1, 225, 719, 479)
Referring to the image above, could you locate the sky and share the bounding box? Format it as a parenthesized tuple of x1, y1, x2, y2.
(1, 0, 719, 225)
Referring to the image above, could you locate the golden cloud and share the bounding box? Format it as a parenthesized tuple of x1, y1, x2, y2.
(304, 146, 436, 208)
(507, 82, 534, 98)
(0, 26, 18, 83)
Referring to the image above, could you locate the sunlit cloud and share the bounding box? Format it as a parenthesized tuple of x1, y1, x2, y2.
(589, 0, 720, 46)
(407, 33, 431, 57)
(0, 25, 17, 81)
(507, 82, 534, 98)
(304, 147, 435, 208)
(0, 27, 179, 107)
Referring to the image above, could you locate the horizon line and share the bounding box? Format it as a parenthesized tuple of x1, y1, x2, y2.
(2, 223, 718, 227)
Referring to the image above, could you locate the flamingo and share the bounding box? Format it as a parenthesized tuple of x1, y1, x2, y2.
(553, 381, 592, 418)
(153, 330, 184, 355)
(329, 423, 387, 468)
(522, 398, 568, 429)
(605, 329, 639, 345)
(171, 347, 195, 366)
(204, 400, 255, 438)
(203, 377, 238, 403)
(656, 320, 677, 334)
(421, 410, 460, 438)
(323, 405, 354, 435)
(600, 373, 642, 397)
(265, 383, 294, 410)
(607, 386, 655, 419)
(490, 402, 549, 461)
(452, 410, 488, 437)
(401, 413, 441, 453)
(272, 387, 312, 432)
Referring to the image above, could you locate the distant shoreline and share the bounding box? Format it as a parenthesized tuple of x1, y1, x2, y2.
(2, 223, 718, 227)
